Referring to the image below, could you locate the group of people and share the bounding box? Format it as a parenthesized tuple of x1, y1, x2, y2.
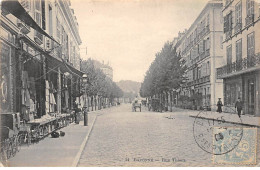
(217, 97, 243, 118)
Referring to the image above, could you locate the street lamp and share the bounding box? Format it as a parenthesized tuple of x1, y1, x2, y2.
(82, 73, 88, 126)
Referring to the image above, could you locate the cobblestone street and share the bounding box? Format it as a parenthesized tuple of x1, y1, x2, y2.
(78, 104, 259, 167)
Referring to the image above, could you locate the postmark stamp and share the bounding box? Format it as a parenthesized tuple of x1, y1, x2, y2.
(213, 128, 257, 165)
(193, 106, 243, 155)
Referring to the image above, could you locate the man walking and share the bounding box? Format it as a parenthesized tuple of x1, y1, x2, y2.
(217, 98, 223, 113)
(235, 97, 243, 118)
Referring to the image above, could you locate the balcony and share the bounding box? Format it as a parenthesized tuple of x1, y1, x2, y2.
(34, 30, 43, 45)
(189, 75, 210, 86)
(17, 20, 30, 34)
(217, 53, 260, 78)
(245, 14, 254, 27)
(225, 30, 232, 40)
(234, 23, 242, 34)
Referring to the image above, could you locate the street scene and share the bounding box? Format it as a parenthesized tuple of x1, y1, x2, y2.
(0, 0, 260, 167)
(5, 104, 260, 166)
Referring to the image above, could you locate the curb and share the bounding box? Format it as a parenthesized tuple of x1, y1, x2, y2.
(71, 115, 98, 167)
(189, 115, 260, 128)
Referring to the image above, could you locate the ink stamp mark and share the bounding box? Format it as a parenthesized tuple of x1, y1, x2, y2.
(213, 128, 257, 165)
(193, 106, 243, 155)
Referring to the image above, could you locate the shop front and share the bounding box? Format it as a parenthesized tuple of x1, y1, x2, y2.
(0, 26, 17, 113)
(243, 71, 260, 116)
(223, 71, 260, 116)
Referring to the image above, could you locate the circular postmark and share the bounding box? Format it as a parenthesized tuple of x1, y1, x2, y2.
(193, 105, 243, 155)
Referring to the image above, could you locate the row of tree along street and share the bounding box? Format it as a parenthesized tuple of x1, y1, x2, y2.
(81, 59, 123, 111)
(140, 42, 187, 111)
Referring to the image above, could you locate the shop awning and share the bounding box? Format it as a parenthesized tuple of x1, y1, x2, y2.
(45, 54, 84, 79)
(1, 0, 59, 45)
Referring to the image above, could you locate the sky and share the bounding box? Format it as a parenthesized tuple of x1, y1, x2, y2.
(72, 0, 209, 82)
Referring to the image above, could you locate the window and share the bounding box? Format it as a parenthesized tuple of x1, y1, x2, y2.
(246, 0, 254, 16)
(227, 45, 232, 64)
(247, 32, 255, 58)
(35, 0, 40, 11)
(224, 11, 233, 33)
(236, 39, 242, 61)
(206, 37, 210, 50)
(20, 0, 30, 11)
(206, 14, 210, 27)
(235, 1, 242, 24)
(56, 18, 60, 42)
(49, 5, 53, 36)
(41, 0, 45, 30)
(206, 61, 210, 75)
(225, 83, 238, 105)
(198, 67, 201, 78)
(34, 0, 41, 26)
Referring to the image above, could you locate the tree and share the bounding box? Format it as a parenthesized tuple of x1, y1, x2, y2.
(140, 42, 187, 98)
(80, 59, 123, 100)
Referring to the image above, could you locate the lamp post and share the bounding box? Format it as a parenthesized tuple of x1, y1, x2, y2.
(82, 73, 88, 126)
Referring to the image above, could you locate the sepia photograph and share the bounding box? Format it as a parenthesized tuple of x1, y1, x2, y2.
(0, 0, 259, 167)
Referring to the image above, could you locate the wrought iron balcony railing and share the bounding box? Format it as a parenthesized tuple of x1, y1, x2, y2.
(217, 53, 260, 78)
(225, 30, 232, 40)
(245, 14, 254, 27)
(189, 75, 210, 86)
(234, 23, 242, 34)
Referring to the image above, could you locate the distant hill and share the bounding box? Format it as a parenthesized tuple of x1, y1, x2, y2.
(116, 80, 141, 96)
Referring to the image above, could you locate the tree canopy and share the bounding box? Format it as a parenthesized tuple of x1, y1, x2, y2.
(81, 59, 123, 98)
(140, 42, 187, 97)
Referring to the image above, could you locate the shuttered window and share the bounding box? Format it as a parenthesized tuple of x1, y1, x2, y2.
(235, 1, 242, 24)
(236, 39, 242, 61)
(227, 45, 232, 64)
(247, 32, 255, 58)
(224, 11, 233, 33)
(247, 0, 254, 16)
(20, 0, 30, 11)
(56, 18, 61, 42)
(34, 0, 41, 26)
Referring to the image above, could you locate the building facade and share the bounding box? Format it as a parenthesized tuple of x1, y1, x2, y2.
(175, 0, 224, 110)
(216, 0, 260, 116)
(0, 0, 82, 122)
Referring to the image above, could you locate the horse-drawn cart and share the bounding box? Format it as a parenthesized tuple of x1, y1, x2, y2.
(132, 101, 141, 112)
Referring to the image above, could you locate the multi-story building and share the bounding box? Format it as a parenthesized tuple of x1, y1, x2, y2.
(175, 0, 224, 110)
(0, 0, 82, 121)
(216, 0, 260, 116)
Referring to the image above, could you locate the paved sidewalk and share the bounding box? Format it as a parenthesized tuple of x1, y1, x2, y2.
(187, 109, 260, 128)
(5, 113, 97, 167)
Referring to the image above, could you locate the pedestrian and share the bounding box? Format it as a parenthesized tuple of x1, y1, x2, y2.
(74, 102, 81, 124)
(217, 98, 223, 113)
(235, 97, 243, 118)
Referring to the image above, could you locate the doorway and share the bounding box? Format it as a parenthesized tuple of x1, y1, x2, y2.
(247, 78, 255, 115)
